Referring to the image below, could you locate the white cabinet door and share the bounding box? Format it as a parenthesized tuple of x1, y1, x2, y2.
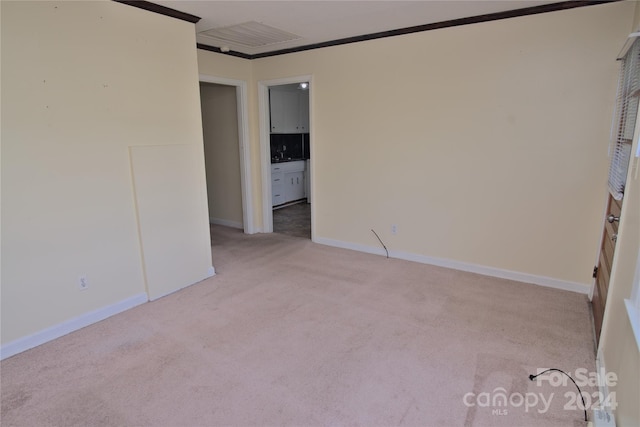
(272, 161, 305, 206)
(272, 188, 284, 206)
(284, 171, 305, 202)
(270, 90, 299, 133)
(270, 88, 309, 134)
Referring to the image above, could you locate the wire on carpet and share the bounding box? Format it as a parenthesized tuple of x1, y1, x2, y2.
(371, 229, 389, 258)
(528, 368, 588, 422)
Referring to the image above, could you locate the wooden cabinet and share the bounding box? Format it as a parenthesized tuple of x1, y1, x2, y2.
(269, 87, 309, 133)
(271, 161, 306, 206)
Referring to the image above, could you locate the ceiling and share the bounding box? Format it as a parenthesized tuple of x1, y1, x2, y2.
(152, 0, 569, 57)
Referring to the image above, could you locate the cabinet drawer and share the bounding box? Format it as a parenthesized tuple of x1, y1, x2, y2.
(271, 172, 283, 184)
(272, 189, 284, 205)
(272, 183, 284, 205)
(272, 160, 305, 174)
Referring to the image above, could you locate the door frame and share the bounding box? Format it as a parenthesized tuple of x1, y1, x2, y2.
(258, 75, 313, 237)
(199, 74, 255, 234)
(590, 190, 612, 301)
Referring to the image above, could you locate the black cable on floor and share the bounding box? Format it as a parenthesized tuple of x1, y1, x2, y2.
(528, 368, 588, 422)
(371, 229, 389, 258)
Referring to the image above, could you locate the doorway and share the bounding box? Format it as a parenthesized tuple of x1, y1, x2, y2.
(258, 76, 314, 239)
(199, 75, 254, 234)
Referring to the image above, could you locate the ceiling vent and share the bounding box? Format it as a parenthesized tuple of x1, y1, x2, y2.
(198, 21, 302, 48)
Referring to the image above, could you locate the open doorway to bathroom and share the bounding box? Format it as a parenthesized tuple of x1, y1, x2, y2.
(267, 82, 311, 239)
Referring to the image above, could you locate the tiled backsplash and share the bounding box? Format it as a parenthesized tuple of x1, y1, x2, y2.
(271, 133, 310, 161)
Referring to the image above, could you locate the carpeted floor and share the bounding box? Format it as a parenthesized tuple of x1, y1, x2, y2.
(1, 225, 596, 426)
(273, 201, 311, 239)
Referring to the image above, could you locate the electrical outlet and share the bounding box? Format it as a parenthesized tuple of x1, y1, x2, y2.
(391, 224, 398, 235)
(79, 275, 89, 291)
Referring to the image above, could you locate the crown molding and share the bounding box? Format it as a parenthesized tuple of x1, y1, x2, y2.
(197, 0, 621, 59)
(114, 0, 201, 24)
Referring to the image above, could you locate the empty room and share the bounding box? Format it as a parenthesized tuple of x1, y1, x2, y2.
(1, 1, 639, 426)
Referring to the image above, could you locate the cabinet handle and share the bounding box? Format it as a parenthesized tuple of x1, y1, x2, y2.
(291, 178, 294, 184)
(274, 178, 280, 182)
(296, 177, 299, 184)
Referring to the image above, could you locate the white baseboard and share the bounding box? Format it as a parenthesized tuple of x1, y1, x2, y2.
(148, 268, 217, 302)
(209, 217, 243, 229)
(314, 237, 590, 294)
(0, 293, 148, 360)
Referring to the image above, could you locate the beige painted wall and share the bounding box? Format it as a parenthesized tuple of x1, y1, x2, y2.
(200, 83, 243, 227)
(634, 0, 640, 31)
(243, 1, 633, 288)
(1, 1, 211, 344)
(129, 144, 213, 301)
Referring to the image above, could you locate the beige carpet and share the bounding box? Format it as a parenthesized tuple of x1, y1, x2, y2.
(1, 225, 596, 426)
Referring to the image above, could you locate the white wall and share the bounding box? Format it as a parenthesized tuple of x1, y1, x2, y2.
(1, 1, 211, 348)
(200, 83, 244, 228)
(241, 1, 632, 289)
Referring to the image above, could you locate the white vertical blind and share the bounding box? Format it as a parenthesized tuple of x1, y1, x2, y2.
(609, 38, 640, 200)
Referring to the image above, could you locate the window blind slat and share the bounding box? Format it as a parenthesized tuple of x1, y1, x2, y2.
(608, 38, 640, 200)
